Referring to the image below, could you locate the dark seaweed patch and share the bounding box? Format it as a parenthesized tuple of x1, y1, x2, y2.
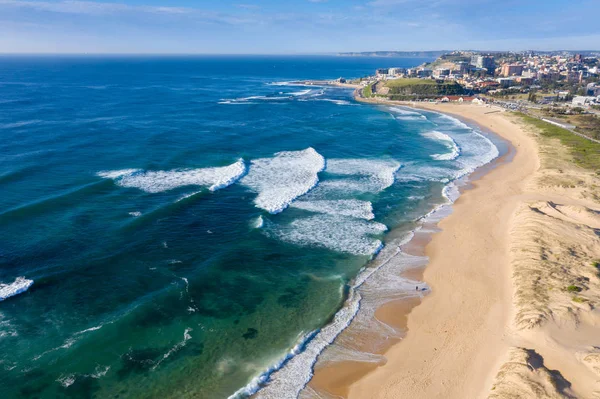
(242, 328, 258, 340)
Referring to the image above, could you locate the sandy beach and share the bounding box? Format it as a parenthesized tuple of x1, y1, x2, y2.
(309, 99, 600, 398)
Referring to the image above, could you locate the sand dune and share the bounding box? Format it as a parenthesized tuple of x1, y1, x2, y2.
(489, 347, 575, 399)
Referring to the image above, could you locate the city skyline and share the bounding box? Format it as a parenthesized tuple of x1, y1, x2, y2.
(0, 0, 599, 54)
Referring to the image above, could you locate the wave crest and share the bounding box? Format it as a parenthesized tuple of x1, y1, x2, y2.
(241, 148, 326, 214)
(98, 159, 246, 193)
(0, 277, 33, 302)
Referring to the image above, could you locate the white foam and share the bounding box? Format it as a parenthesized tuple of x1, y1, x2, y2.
(291, 200, 374, 220)
(324, 159, 401, 193)
(319, 99, 353, 106)
(253, 292, 360, 399)
(99, 159, 246, 193)
(228, 331, 318, 399)
(0, 277, 33, 302)
(268, 215, 386, 256)
(97, 169, 141, 179)
(431, 112, 471, 130)
(453, 130, 499, 177)
(128, 211, 142, 217)
(388, 106, 423, 116)
(152, 327, 193, 370)
(220, 95, 290, 104)
(0, 314, 17, 340)
(57, 374, 76, 388)
(267, 81, 322, 87)
(240, 148, 326, 214)
(290, 89, 312, 96)
(74, 325, 103, 335)
(422, 130, 461, 161)
(251, 234, 426, 399)
(90, 365, 110, 379)
(218, 100, 257, 105)
(395, 163, 456, 183)
(176, 191, 203, 202)
(252, 216, 265, 229)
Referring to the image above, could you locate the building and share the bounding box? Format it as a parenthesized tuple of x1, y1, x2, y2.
(434, 68, 450, 78)
(572, 96, 599, 106)
(472, 55, 495, 71)
(497, 78, 515, 88)
(454, 61, 470, 74)
(587, 83, 600, 96)
(417, 68, 433, 78)
(501, 64, 524, 77)
(476, 80, 500, 90)
(439, 96, 476, 103)
(515, 76, 534, 85)
(388, 67, 406, 76)
(376, 68, 389, 77)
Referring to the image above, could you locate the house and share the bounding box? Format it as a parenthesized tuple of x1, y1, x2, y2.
(438, 96, 476, 103)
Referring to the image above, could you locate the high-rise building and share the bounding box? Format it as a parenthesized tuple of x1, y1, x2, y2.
(501, 64, 524, 77)
(475, 56, 495, 71)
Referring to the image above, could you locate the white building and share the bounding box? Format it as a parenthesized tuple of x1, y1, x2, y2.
(388, 67, 406, 76)
(572, 96, 599, 106)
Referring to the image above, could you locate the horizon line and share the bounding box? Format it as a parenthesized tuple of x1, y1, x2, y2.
(0, 49, 599, 57)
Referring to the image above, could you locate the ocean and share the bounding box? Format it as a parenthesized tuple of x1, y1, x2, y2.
(0, 55, 503, 398)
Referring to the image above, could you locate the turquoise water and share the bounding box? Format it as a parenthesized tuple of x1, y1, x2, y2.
(0, 56, 501, 398)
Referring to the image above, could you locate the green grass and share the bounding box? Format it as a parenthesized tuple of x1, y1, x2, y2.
(572, 296, 587, 303)
(566, 285, 582, 293)
(517, 114, 600, 171)
(384, 78, 439, 88)
(363, 84, 372, 98)
(385, 78, 465, 99)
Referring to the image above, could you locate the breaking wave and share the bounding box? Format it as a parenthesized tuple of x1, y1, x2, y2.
(98, 159, 247, 193)
(267, 215, 386, 256)
(0, 277, 33, 302)
(240, 148, 326, 214)
(422, 130, 461, 161)
(324, 159, 401, 193)
(291, 199, 374, 220)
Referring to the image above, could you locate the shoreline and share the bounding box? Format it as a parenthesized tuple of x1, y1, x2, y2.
(345, 100, 533, 399)
(341, 91, 600, 398)
(305, 95, 518, 398)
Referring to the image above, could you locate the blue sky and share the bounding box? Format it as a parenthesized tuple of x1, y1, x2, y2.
(0, 0, 597, 53)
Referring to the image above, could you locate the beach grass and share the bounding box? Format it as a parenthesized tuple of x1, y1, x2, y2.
(363, 84, 373, 98)
(518, 114, 600, 171)
(567, 285, 582, 293)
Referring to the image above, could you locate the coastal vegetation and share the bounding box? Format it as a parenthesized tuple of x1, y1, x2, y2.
(518, 114, 600, 170)
(363, 84, 373, 98)
(567, 284, 582, 293)
(384, 78, 464, 100)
